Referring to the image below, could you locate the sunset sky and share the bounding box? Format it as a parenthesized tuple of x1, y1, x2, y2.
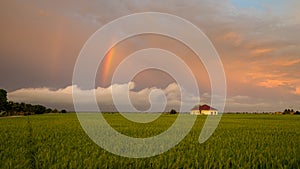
(1, 0, 299, 112)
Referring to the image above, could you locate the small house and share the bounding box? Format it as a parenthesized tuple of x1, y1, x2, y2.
(190, 104, 218, 115)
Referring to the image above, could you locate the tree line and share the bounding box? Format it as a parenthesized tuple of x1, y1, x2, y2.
(0, 88, 67, 117)
(283, 109, 300, 115)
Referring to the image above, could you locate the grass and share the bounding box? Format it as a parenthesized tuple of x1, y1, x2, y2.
(0, 113, 300, 168)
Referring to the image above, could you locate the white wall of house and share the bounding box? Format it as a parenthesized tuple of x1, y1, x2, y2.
(190, 110, 218, 115)
(201, 110, 218, 115)
(191, 110, 200, 115)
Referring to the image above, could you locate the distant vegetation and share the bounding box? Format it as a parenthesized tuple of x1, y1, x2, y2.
(0, 89, 67, 117)
(224, 109, 300, 115)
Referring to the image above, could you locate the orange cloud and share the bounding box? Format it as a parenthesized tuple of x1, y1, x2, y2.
(222, 32, 242, 46)
(246, 72, 285, 80)
(257, 79, 291, 88)
(251, 48, 274, 55)
(272, 59, 300, 66)
(294, 87, 300, 95)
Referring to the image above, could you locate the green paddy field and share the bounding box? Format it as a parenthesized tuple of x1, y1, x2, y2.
(0, 113, 299, 168)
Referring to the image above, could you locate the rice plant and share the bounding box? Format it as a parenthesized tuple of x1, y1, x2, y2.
(0, 113, 299, 168)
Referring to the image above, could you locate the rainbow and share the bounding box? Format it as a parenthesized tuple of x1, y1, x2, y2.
(101, 47, 115, 84)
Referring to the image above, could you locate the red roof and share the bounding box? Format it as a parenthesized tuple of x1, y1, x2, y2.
(191, 104, 217, 111)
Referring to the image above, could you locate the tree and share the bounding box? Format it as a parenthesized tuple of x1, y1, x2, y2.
(169, 109, 178, 114)
(12, 102, 21, 113)
(45, 108, 52, 113)
(0, 89, 62, 116)
(295, 111, 300, 115)
(283, 109, 291, 115)
(61, 109, 67, 113)
(0, 89, 7, 111)
(6, 101, 13, 112)
(52, 109, 58, 113)
(33, 105, 46, 114)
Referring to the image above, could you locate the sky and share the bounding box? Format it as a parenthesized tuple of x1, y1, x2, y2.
(1, 0, 300, 112)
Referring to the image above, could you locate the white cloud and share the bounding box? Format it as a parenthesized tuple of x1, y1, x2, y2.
(7, 82, 300, 113)
(7, 82, 201, 112)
